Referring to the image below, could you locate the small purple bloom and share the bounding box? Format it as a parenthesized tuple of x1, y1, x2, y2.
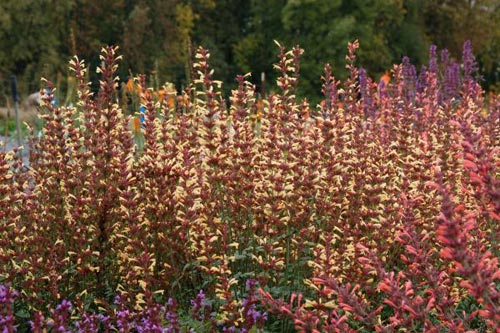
(0, 285, 18, 303)
(56, 300, 72, 313)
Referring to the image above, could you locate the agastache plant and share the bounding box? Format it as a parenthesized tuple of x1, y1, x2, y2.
(0, 40, 498, 332)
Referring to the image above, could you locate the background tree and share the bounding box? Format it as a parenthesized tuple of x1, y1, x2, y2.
(281, 0, 407, 101)
(0, 1, 73, 94)
(233, 0, 287, 95)
(422, 0, 500, 90)
(0, 0, 498, 103)
(191, 0, 251, 94)
(122, 2, 153, 75)
(386, 0, 428, 67)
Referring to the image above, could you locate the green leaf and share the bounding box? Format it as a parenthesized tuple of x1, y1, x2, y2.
(15, 309, 30, 319)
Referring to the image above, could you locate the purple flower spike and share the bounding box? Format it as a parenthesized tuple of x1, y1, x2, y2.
(0, 285, 19, 333)
(0, 285, 18, 304)
(245, 279, 257, 291)
(462, 40, 476, 81)
(440, 49, 449, 65)
(417, 65, 428, 93)
(444, 61, 460, 99)
(429, 45, 438, 74)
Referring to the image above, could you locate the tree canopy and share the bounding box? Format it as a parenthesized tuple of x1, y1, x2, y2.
(0, 0, 498, 101)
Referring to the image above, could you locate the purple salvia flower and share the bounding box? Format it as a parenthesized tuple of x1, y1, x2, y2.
(99, 314, 111, 332)
(462, 40, 479, 97)
(378, 79, 386, 100)
(164, 298, 180, 333)
(462, 40, 476, 81)
(0, 285, 18, 304)
(359, 67, 375, 117)
(136, 317, 163, 333)
(444, 61, 460, 99)
(245, 303, 258, 322)
(114, 295, 135, 332)
(441, 49, 449, 65)
(29, 312, 45, 332)
(408, 64, 417, 102)
(0, 285, 18, 333)
(164, 309, 178, 325)
(409, 64, 417, 83)
(222, 326, 236, 333)
(190, 290, 206, 321)
(136, 304, 167, 333)
(402, 57, 417, 103)
(241, 298, 249, 308)
(417, 65, 428, 93)
(50, 300, 73, 333)
(358, 67, 373, 118)
(401, 57, 411, 79)
(245, 279, 256, 291)
(402, 57, 417, 85)
(0, 315, 16, 332)
(359, 67, 367, 92)
(115, 309, 134, 332)
(75, 313, 109, 333)
(429, 45, 438, 74)
(55, 300, 72, 313)
(238, 280, 267, 332)
(241, 301, 267, 330)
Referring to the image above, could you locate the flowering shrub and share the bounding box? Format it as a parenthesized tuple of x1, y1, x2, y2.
(0, 40, 498, 332)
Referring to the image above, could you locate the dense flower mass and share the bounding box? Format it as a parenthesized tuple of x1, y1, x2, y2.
(0, 41, 499, 332)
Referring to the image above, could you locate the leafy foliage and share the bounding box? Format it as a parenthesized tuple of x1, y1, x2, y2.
(1, 0, 499, 100)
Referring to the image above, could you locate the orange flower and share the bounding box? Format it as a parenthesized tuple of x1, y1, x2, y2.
(380, 70, 390, 85)
(133, 116, 141, 132)
(126, 78, 134, 92)
(157, 89, 166, 101)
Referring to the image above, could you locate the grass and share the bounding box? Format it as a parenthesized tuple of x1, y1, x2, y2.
(0, 118, 30, 138)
